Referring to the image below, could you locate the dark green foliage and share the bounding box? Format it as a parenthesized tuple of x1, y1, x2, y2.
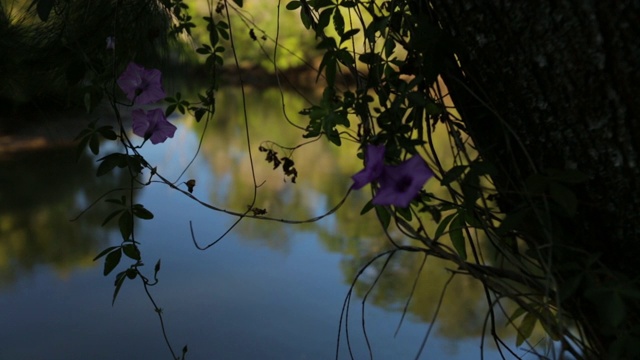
(0, 0, 175, 109)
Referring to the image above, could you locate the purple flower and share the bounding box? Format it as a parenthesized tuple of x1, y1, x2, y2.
(117, 62, 166, 104)
(372, 156, 433, 208)
(131, 108, 177, 144)
(351, 144, 386, 189)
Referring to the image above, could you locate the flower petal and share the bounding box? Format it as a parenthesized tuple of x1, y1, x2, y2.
(146, 109, 177, 144)
(351, 144, 386, 189)
(131, 109, 151, 139)
(372, 156, 433, 208)
(116, 62, 165, 104)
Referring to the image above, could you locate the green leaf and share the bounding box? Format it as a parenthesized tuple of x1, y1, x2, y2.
(449, 214, 467, 260)
(125, 268, 138, 280)
(125, 155, 144, 174)
(375, 205, 391, 230)
(333, 8, 345, 36)
(96, 153, 124, 177)
(340, 0, 357, 7)
(509, 306, 527, 323)
(462, 208, 483, 228)
(286, 1, 301, 10)
(340, 28, 360, 44)
(395, 206, 412, 221)
(118, 211, 133, 241)
(112, 270, 127, 305)
(539, 308, 562, 341)
(317, 8, 333, 31)
(97, 126, 117, 140)
(358, 52, 382, 65)
(194, 108, 207, 122)
(516, 311, 537, 346)
(104, 249, 122, 276)
(441, 165, 467, 185)
(101, 209, 124, 227)
(93, 246, 120, 261)
(122, 244, 141, 261)
(208, 22, 219, 46)
(360, 200, 375, 215)
(132, 205, 154, 220)
(165, 104, 177, 117)
(105, 196, 125, 205)
(154, 259, 161, 277)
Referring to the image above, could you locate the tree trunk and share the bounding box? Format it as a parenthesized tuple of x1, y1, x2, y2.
(428, 0, 640, 357)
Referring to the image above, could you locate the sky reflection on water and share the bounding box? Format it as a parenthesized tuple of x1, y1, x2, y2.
(0, 104, 530, 359)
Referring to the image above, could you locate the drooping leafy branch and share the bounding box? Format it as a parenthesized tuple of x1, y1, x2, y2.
(48, 0, 613, 358)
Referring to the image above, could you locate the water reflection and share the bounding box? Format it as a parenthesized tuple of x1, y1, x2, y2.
(192, 86, 506, 341)
(0, 146, 129, 287)
(0, 87, 525, 359)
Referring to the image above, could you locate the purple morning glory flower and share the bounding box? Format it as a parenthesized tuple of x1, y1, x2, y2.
(117, 62, 166, 105)
(131, 108, 177, 144)
(351, 144, 386, 189)
(372, 155, 433, 208)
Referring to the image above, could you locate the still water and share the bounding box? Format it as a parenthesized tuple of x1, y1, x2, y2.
(0, 88, 524, 359)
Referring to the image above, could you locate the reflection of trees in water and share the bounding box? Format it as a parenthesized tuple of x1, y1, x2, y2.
(0, 146, 131, 286)
(189, 86, 505, 340)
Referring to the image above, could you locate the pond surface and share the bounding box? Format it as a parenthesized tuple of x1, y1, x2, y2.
(0, 88, 528, 359)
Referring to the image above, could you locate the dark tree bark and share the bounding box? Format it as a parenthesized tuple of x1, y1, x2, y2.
(427, 0, 640, 357)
